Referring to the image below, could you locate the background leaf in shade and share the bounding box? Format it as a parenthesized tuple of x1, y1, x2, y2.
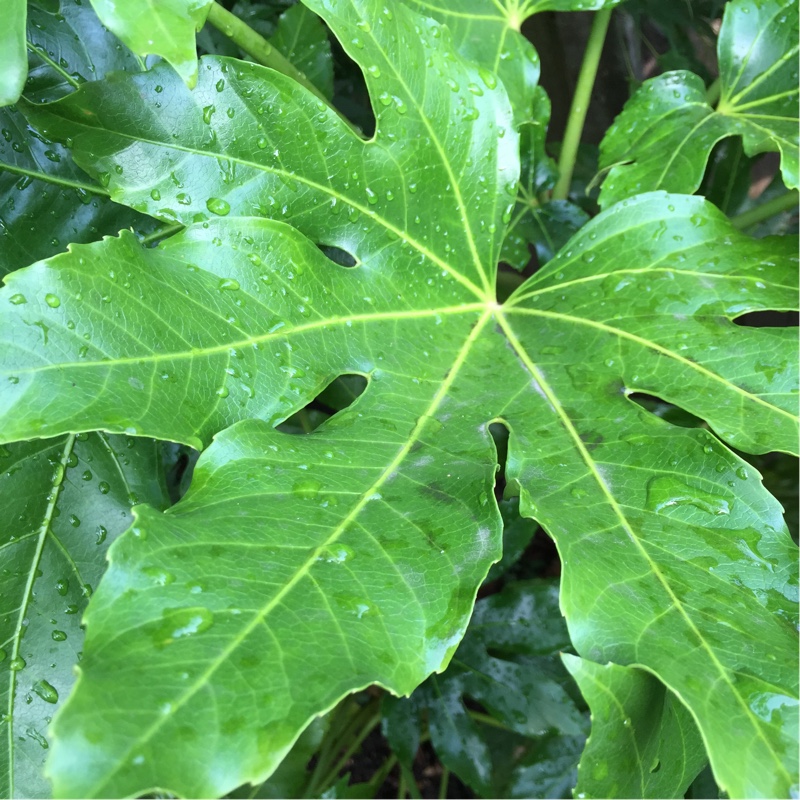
(599, 0, 799, 207)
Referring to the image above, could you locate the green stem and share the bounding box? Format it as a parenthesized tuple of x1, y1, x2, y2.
(438, 767, 449, 800)
(138, 222, 184, 246)
(552, 8, 613, 201)
(706, 77, 722, 107)
(205, 2, 328, 104)
(399, 764, 421, 800)
(315, 709, 382, 791)
(731, 190, 798, 229)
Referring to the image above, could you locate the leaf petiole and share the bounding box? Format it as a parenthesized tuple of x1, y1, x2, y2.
(731, 189, 798, 229)
(553, 8, 613, 201)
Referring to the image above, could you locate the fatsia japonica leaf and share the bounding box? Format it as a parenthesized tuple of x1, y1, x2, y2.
(599, 0, 800, 208)
(561, 655, 707, 798)
(87, 0, 213, 87)
(405, 0, 624, 121)
(1, 0, 798, 796)
(0, 0, 156, 278)
(270, 4, 335, 101)
(0, 0, 27, 108)
(0, 433, 170, 798)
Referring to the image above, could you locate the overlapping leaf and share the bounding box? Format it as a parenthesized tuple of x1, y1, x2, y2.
(87, 0, 213, 87)
(0, 434, 170, 798)
(562, 655, 706, 798)
(0, 0, 797, 797)
(599, 0, 800, 207)
(406, 0, 624, 121)
(0, 0, 27, 107)
(384, 580, 588, 798)
(0, 0, 156, 278)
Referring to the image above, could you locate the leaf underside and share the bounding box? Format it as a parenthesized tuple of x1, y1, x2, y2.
(0, 0, 796, 798)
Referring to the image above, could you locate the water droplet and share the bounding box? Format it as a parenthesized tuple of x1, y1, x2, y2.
(9, 657, 26, 671)
(646, 476, 731, 516)
(206, 197, 231, 216)
(51, 630, 67, 642)
(32, 679, 58, 704)
(293, 478, 322, 499)
(317, 544, 355, 564)
(45, 294, 61, 308)
(55, 579, 69, 596)
(202, 104, 216, 124)
(9, 293, 26, 305)
(218, 278, 240, 291)
(152, 607, 214, 648)
(150, 188, 161, 201)
(98, 480, 110, 494)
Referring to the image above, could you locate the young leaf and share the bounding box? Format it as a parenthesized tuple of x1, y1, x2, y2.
(1, 0, 797, 796)
(0, 433, 170, 798)
(86, 0, 213, 87)
(599, 0, 800, 207)
(562, 655, 707, 798)
(501, 89, 590, 270)
(0, 0, 27, 108)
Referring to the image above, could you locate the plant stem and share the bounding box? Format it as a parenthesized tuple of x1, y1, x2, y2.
(731, 190, 798, 229)
(706, 77, 722, 106)
(138, 222, 184, 246)
(438, 767, 449, 800)
(315, 709, 382, 791)
(552, 8, 613, 201)
(205, 2, 328, 104)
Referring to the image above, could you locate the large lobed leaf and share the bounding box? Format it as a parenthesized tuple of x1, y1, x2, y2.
(0, 0, 796, 797)
(0, 0, 27, 108)
(0, 434, 170, 798)
(599, 0, 799, 207)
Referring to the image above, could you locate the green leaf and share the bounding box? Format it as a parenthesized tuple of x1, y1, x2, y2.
(24, 0, 145, 104)
(0, 0, 27, 107)
(0, 0, 156, 278)
(0, 433, 170, 798)
(270, 4, 334, 100)
(87, 0, 213, 87)
(562, 655, 707, 798)
(2, 0, 798, 795)
(405, 0, 623, 121)
(501, 88, 591, 270)
(599, 0, 800, 207)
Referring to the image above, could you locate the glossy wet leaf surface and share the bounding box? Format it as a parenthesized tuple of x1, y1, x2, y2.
(0, 434, 169, 798)
(0, 0, 796, 797)
(599, 0, 799, 207)
(562, 655, 706, 798)
(86, 0, 213, 87)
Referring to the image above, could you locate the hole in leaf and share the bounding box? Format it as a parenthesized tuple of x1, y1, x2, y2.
(277, 374, 368, 434)
(626, 393, 705, 429)
(732, 310, 798, 328)
(331, 37, 376, 137)
(488, 422, 509, 500)
(318, 244, 358, 268)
